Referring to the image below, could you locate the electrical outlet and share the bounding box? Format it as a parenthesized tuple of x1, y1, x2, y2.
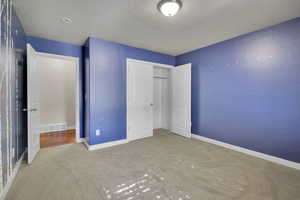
(96, 129, 101, 136)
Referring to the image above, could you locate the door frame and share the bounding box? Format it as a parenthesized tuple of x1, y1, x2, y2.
(126, 58, 174, 141)
(37, 52, 81, 143)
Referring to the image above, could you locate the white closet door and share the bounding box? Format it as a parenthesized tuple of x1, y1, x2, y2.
(127, 61, 154, 141)
(170, 63, 191, 138)
(27, 44, 41, 164)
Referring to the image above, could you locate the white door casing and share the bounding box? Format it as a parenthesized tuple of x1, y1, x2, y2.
(170, 63, 192, 138)
(127, 60, 154, 141)
(27, 44, 40, 164)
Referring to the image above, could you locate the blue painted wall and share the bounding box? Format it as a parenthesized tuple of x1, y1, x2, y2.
(27, 36, 84, 138)
(85, 37, 175, 145)
(27, 36, 83, 58)
(26, 18, 300, 163)
(176, 17, 300, 163)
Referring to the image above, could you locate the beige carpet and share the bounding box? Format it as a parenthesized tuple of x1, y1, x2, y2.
(6, 130, 300, 200)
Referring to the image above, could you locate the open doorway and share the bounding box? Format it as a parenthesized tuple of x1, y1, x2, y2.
(36, 52, 80, 148)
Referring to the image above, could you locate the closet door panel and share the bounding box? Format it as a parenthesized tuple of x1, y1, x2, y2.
(170, 64, 191, 138)
(127, 61, 154, 141)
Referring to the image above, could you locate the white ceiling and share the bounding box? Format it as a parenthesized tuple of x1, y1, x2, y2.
(14, 0, 300, 56)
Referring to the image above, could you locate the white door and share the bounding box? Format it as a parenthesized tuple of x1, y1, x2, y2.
(170, 63, 191, 138)
(127, 61, 153, 141)
(26, 44, 40, 164)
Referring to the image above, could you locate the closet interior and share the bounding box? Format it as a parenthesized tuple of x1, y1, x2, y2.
(153, 66, 171, 130)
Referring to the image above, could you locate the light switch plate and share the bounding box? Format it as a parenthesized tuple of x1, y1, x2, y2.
(96, 129, 101, 136)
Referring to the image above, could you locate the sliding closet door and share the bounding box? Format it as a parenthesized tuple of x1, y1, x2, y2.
(127, 61, 154, 141)
(170, 64, 191, 138)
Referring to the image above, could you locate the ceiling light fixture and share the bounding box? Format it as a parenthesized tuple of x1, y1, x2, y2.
(61, 17, 72, 24)
(157, 0, 182, 17)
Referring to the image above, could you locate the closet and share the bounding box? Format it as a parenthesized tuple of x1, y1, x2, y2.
(127, 59, 191, 141)
(153, 67, 170, 130)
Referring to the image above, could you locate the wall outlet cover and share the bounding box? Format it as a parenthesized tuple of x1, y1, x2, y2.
(96, 129, 101, 136)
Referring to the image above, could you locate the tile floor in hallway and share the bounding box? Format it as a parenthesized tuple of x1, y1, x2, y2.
(6, 129, 300, 200)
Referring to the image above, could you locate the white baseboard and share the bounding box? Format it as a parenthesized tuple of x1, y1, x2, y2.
(40, 123, 75, 133)
(191, 134, 300, 170)
(84, 139, 128, 151)
(76, 138, 85, 143)
(0, 150, 26, 200)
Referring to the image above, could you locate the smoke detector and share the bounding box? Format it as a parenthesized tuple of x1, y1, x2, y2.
(61, 17, 72, 24)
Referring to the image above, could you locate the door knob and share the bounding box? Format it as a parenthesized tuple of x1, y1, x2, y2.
(150, 103, 154, 106)
(23, 108, 37, 112)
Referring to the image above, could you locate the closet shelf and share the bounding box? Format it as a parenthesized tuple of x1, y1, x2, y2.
(153, 76, 168, 79)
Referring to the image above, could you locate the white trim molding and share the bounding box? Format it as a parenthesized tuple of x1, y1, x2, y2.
(40, 123, 75, 133)
(0, 150, 26, 200)
(84, 139, 128, 151)
(76, 138, 85, 143)
(192, 134, 300, 170)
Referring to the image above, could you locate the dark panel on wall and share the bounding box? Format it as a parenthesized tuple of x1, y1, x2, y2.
(85, 37, 175, 145)
(83, 39, 90, 143)
(11, 4, 26, 169)
(0, 0, 26, 191)
(26, 36, 84, 138)
(176, 17, 300, 163)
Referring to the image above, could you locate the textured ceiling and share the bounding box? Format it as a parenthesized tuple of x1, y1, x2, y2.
(14, 0, 300, 56)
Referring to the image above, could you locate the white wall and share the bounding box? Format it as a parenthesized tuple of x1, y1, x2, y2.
(38, 56, 76, 133)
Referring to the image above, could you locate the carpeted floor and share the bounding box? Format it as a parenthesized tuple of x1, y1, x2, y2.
(6, 129, 300, 200)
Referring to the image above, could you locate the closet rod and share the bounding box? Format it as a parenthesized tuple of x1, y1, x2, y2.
(153, 76, 168, 79)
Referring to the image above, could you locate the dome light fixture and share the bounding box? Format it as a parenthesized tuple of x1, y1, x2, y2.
(157, 0, 182, 17)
